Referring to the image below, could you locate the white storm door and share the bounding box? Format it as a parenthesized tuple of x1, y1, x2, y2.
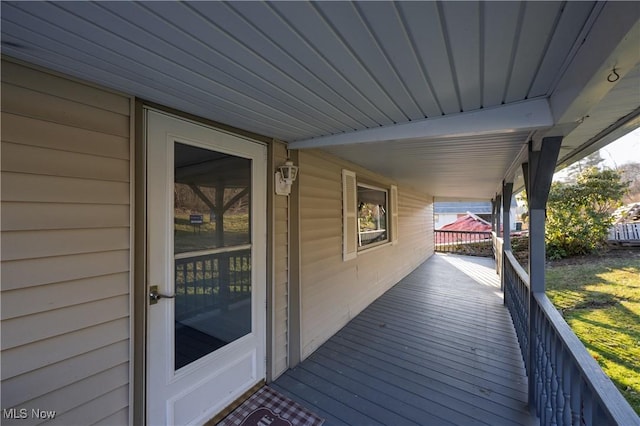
(146, 110, 266, 426)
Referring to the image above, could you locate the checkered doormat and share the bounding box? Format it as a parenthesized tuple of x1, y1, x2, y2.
(217, 386, 324, 426)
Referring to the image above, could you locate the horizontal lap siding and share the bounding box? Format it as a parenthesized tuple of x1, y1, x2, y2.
(272, 142, 289, 379)
(396, 188, 435, 278)
(298, 151, 433, 359)
(0, 60, 131, 424)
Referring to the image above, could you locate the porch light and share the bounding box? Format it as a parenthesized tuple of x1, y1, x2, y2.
(275, 159, 298, 196)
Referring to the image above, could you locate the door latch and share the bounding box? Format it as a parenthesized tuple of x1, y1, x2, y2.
(149, 285, 175, 305)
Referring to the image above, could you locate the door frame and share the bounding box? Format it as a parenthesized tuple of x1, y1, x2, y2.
(133, 103, 275, 425)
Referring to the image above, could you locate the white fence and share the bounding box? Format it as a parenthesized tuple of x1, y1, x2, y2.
(608, 223, 640, 244)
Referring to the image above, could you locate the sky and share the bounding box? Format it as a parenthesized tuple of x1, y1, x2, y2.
(599, 127, 640, 169)
(553, 127, 640, 181)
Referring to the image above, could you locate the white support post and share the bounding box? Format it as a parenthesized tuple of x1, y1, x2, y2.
(502, 182, 513, 252)
(501, 182, 514, 295)
(491, 198, 497, 233)
(496, 194, 502, 239)
(491, 197, 499, 273)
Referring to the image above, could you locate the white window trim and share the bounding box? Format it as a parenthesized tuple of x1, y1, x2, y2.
(390, 184, 398, 245)
(342, 169, 358, 261)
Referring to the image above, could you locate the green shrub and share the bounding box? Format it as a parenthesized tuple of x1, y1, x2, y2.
(545, 168, 626, 259)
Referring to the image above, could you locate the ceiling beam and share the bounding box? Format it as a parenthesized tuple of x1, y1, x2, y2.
(558, 107, 640, 169)
(549, 2, 640, 126)
(288, 98, 553, 149)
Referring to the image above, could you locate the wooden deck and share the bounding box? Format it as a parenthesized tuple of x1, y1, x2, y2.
(272, 254, 537, 426)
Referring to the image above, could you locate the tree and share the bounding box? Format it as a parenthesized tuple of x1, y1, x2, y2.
(560, 151, 605, 183)
(618, 162, 640, 203)
(545, 167, 627, 259)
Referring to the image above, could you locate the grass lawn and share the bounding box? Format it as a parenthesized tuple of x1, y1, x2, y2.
(545, 253, 640, 414)
(174, 212, 249, 253)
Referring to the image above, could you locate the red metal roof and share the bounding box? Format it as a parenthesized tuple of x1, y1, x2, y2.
(439, 213, 492, 232)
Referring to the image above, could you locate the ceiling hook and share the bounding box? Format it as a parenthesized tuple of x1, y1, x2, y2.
(607, 68, 620, 83)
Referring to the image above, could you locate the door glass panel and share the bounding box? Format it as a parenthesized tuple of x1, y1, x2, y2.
(173, 142, 252, 370)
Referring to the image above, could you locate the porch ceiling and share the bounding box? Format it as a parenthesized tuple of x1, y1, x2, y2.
(2, 1, 639, 199)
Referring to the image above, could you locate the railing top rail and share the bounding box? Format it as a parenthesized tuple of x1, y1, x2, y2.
(175, 244, 252, 260)
(504, 250, 529, 289)
(533, 292, 640, 425)
(435, 230, 493, 235)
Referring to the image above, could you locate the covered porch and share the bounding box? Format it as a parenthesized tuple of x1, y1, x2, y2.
(273, 254, 537, 426)
(2, 2, 639, 425)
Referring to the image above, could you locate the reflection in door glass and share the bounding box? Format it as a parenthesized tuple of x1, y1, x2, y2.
(173, 142, 252, 370)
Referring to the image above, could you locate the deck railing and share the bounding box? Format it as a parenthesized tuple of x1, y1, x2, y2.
(434, 230, 493, 256)
(503, 250, 529, 370)
(174, 246, 251, 322)
(608, 223, 640, 246)
(502, 249, 639, 426)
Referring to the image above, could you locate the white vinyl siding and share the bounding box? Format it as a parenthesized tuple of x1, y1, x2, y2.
(1, 60, 131, 425)
(271, 141, 289, 379)
(299, 150, 433, 359)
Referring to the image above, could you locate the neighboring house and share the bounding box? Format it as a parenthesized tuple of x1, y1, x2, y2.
(434, 213, 492, 249)
(1, 2, 639, 425)
(434, 202, 492, 229)
(434, 201, 518, 230)
(439, 212, 493, 233)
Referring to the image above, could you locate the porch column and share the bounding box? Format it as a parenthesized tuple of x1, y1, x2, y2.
(214, 180, 225, 246)
(495, 194, 502, 238)
(491, 197, 499, 273)
(502, 181, 513, 251)
(526, 136, 562, 409)
(491, 198, 497, 233)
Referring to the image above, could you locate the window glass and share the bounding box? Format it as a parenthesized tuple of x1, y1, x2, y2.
(174, 144, 251, 254)
(357, 184, 388, 248)
(173, 142, 252, 369)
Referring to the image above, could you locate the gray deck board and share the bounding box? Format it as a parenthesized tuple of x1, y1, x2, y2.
(324, 333, 527, 405)
(273, 254, 537, 426)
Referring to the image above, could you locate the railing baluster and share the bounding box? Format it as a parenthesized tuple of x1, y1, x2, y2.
(583, 387, 594, 426)
(232, 255, 236, 299)
(434, 230, 494, 256)
(213, 257, 218, 308)
(570, 366, 581, 426)
(535, 305, 544, 417)
(561, 352, 573, 426)
(188, 261, 195, 316)
(196, 259, 202, 313)
(229, 254, 232, 301)
(544, 319, 555, 425)
(204, 259, 211, 309)
(554, 336, 566, 426)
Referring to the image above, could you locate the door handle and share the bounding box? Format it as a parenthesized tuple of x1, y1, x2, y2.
(149, 285, 175, 305)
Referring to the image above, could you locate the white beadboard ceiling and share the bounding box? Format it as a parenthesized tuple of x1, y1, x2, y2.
(2, 1, 639, 199)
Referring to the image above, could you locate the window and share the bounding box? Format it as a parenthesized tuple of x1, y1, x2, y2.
(343, 169, 398, 261)
(357, 184, 388, 248)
